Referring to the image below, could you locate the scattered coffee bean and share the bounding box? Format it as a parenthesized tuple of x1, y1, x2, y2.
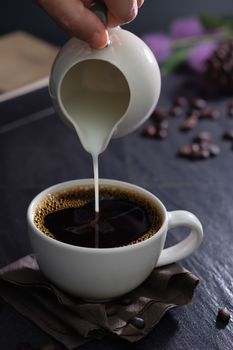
(201, 149, 211, 158)
(174, 96, 188, 107)
(170, 106, 183, 117)
(39, 344, 56, 350)
(142, 124, 169, 139)
(142, 125, 157, 137)
(178, 131, 220, 160)
(180, 115, 198, 131)
(152, 108, 168, 121)
(209, 143, 220, 157)
(193, 131, 212, 143)
(156, 119, 169, 138)
(191, 149, 209, 160)
(160, 119, 169, 129)
(142, 95, 229, 158)
(129, 316, 145, 329)
(157, 129, 168, 139)
(191, 143, 201, 152)
(187, 151, 201, 160)
(191, 98, 207, 109)
(143, 107, 170, 140)
(223, 129, 233, 140)
(106, 303, 118, 316)
(178, 145, 192, 157)
(200, 108, 220, 120)
(189, 143, 208, 159)
(217, 308, 231, 324)
(188, 109, 201, 117)
(199, 140, 211, 151)
(17, 343, 33, 350)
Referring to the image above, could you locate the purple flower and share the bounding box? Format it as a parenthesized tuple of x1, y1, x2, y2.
(187, 42, 216, 72)
(142, 33, 172, 63)
(170, 17, 204, 39)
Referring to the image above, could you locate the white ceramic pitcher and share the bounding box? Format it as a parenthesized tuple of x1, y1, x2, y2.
(49, 3, 161, 154)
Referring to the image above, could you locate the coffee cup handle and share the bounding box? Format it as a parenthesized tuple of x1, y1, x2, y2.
(156, 210, 203, 267)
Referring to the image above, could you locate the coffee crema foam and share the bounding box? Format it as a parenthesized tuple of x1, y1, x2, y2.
(33, 185, 163, 246)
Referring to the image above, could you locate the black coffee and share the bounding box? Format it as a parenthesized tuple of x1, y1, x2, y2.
(34, 185, 163, 248)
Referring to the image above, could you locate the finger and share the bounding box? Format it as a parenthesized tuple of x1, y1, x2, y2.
(137, 0, 144, 8)
(36, 0, 109, 48)
(104, 0, 138, 26)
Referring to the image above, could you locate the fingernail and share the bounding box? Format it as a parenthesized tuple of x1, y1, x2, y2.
(90, 30, 109, 49)
(105, 30, 110, 46)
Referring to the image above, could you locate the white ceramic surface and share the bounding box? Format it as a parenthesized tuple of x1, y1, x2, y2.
(27, 179, 203, 301)
(49, 28, 161, 145)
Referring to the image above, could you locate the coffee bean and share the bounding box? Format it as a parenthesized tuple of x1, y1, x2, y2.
(188, 109, 200, 117)
(201, 149, 211, 158)
(142, 125, 157, 137)
(191, 98, 207, 109)
(160, 119, 169, 129)
(191, 143, 213, 159)
(179, 131, 219, 161)
(106, 304, 118, 316)
(191, 143, 201, 153)
(209, 143, 220, 157)
(129, 316, 145, 329)
(174, 96, 188, 107)
(170, 106, 183, 117)
(180, 115, 198, 131)
(200, 108, 220, 120)
(141, 95, 223, 162)
(206, 41, 233, 93)
(217, 308, 231, 324)
(189, 144, 202, 159)
(178, 145, 192, 157)
(202, 141, 214, 153)
(152, 108, 168, 121)
(193, 131, 212, 143)
(17, 343, 33, 350)
(190, 149, 208, 160)
(157, 129, 168, 139)
(223, 130, 233, 140)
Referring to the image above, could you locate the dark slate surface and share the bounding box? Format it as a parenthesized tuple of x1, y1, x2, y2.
(0, 74, 233, 349)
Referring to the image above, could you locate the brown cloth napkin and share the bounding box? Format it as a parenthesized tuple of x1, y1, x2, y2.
(0, 255, 199, 349)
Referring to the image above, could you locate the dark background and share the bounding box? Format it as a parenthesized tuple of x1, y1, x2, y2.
(0, 0, 233, 45)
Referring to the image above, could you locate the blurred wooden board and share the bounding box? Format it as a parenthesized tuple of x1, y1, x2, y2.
(0, 31, 58, 101)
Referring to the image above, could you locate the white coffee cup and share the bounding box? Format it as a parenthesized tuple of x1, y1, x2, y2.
(27, 179, 203, 301)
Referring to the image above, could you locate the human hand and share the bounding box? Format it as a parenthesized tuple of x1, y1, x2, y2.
(36, 0, 144, 48)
